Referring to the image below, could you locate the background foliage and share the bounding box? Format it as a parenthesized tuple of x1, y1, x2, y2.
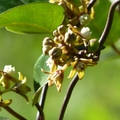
(0, 0, 120, 120)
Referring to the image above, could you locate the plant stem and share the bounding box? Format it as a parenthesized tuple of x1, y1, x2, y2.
(98, 0, 120, 51)
(39, 84, 48, 109)
(36, 83, 48, 120)
(3, 106, 26, 120)
(35, 103, 45, 120)
(111, 44, 120, 55)
(58, 74, 79, 120)
(0, 88, 11, 95)
(87, 0, 97, 12)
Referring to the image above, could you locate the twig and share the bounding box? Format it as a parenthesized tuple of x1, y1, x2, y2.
(58, 74, 79, 120)
(111, 43, 120, 55)
(97, 0, 120, 52)
(87, 0, 97, 12)
(36, 83, 48, 120)
(3, 106, 27, 120)
(39, 84, 48, 109)
(35, 103, 45, 120)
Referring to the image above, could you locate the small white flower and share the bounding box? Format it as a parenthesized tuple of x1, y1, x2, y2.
(79, 14, 91, 25)
(81, 27, 92, 39)
(3, 65, 15, 75)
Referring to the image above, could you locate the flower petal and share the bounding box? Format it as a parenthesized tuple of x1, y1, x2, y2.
(78, 70, 84, 80)
(68, 69, 76, 78)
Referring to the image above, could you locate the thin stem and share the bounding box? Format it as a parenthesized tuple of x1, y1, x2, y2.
(36, 83, 48, 120)
(98, 0, 120, 51)
(0, 88, 11, 95)
(111, 44, 120, 55)
(87, 0, 97, 12)
(3, 106, 26, 120)
(58, 74, 79, 120)
(35, 102, 45, 120)
(39, 83, 48, 109)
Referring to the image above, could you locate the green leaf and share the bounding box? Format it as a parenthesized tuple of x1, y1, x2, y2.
(0, 2, 65, 34)
(33, 54, 49, 91)
(33, 54, 49, 105)
(72, 0, 81, 7)
(89, 0, 120, 45)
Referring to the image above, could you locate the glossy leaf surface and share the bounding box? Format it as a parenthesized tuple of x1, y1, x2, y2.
(0, 3, 65, 34)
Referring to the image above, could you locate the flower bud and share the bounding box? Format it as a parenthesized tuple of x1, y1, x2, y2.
(80, 27, 92, 40)
(54, 37, 61, 44)
(88, 39, 99, 52)
(79, 14, 91, 25)
(53, 30, 59, 37)
(57, 25, 66, 35)
(43, 37, 55, 46)
(42, 45, 52, 55)
(64, 32, 76, 44)
(49, 47, 62, 60)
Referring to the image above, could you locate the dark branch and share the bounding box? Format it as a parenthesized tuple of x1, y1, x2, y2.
(39, 83, 48, 109)
(87, 0, 97, 12)
(35, 103, 45, 120)
(58, 74, 79, 120)
(97, 0, 120, 52)
(36, 83, 48, 120)
(3, 106, 27, 120)
(111, 43, 120, 55)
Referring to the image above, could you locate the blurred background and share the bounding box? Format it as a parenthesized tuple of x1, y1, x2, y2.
(0, 0, 120, 120)
(0, 27, 120, 120)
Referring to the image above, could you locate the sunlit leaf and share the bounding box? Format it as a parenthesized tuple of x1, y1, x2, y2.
(0, 2, 65, 34)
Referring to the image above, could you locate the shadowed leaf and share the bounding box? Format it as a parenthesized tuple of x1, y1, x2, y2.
(33, 54, 49, 105)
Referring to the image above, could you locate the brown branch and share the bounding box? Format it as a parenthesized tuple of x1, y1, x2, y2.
(3, 106, 27, 120)
(111, 43, 120, 55)
(35, 83, 48, 120)
(58, 74, 79, 120)
(97, 0, 120, 52)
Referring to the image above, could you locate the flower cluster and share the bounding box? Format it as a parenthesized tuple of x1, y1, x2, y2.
(42, 0, 100, 92)
(0, 65, 31, 108)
